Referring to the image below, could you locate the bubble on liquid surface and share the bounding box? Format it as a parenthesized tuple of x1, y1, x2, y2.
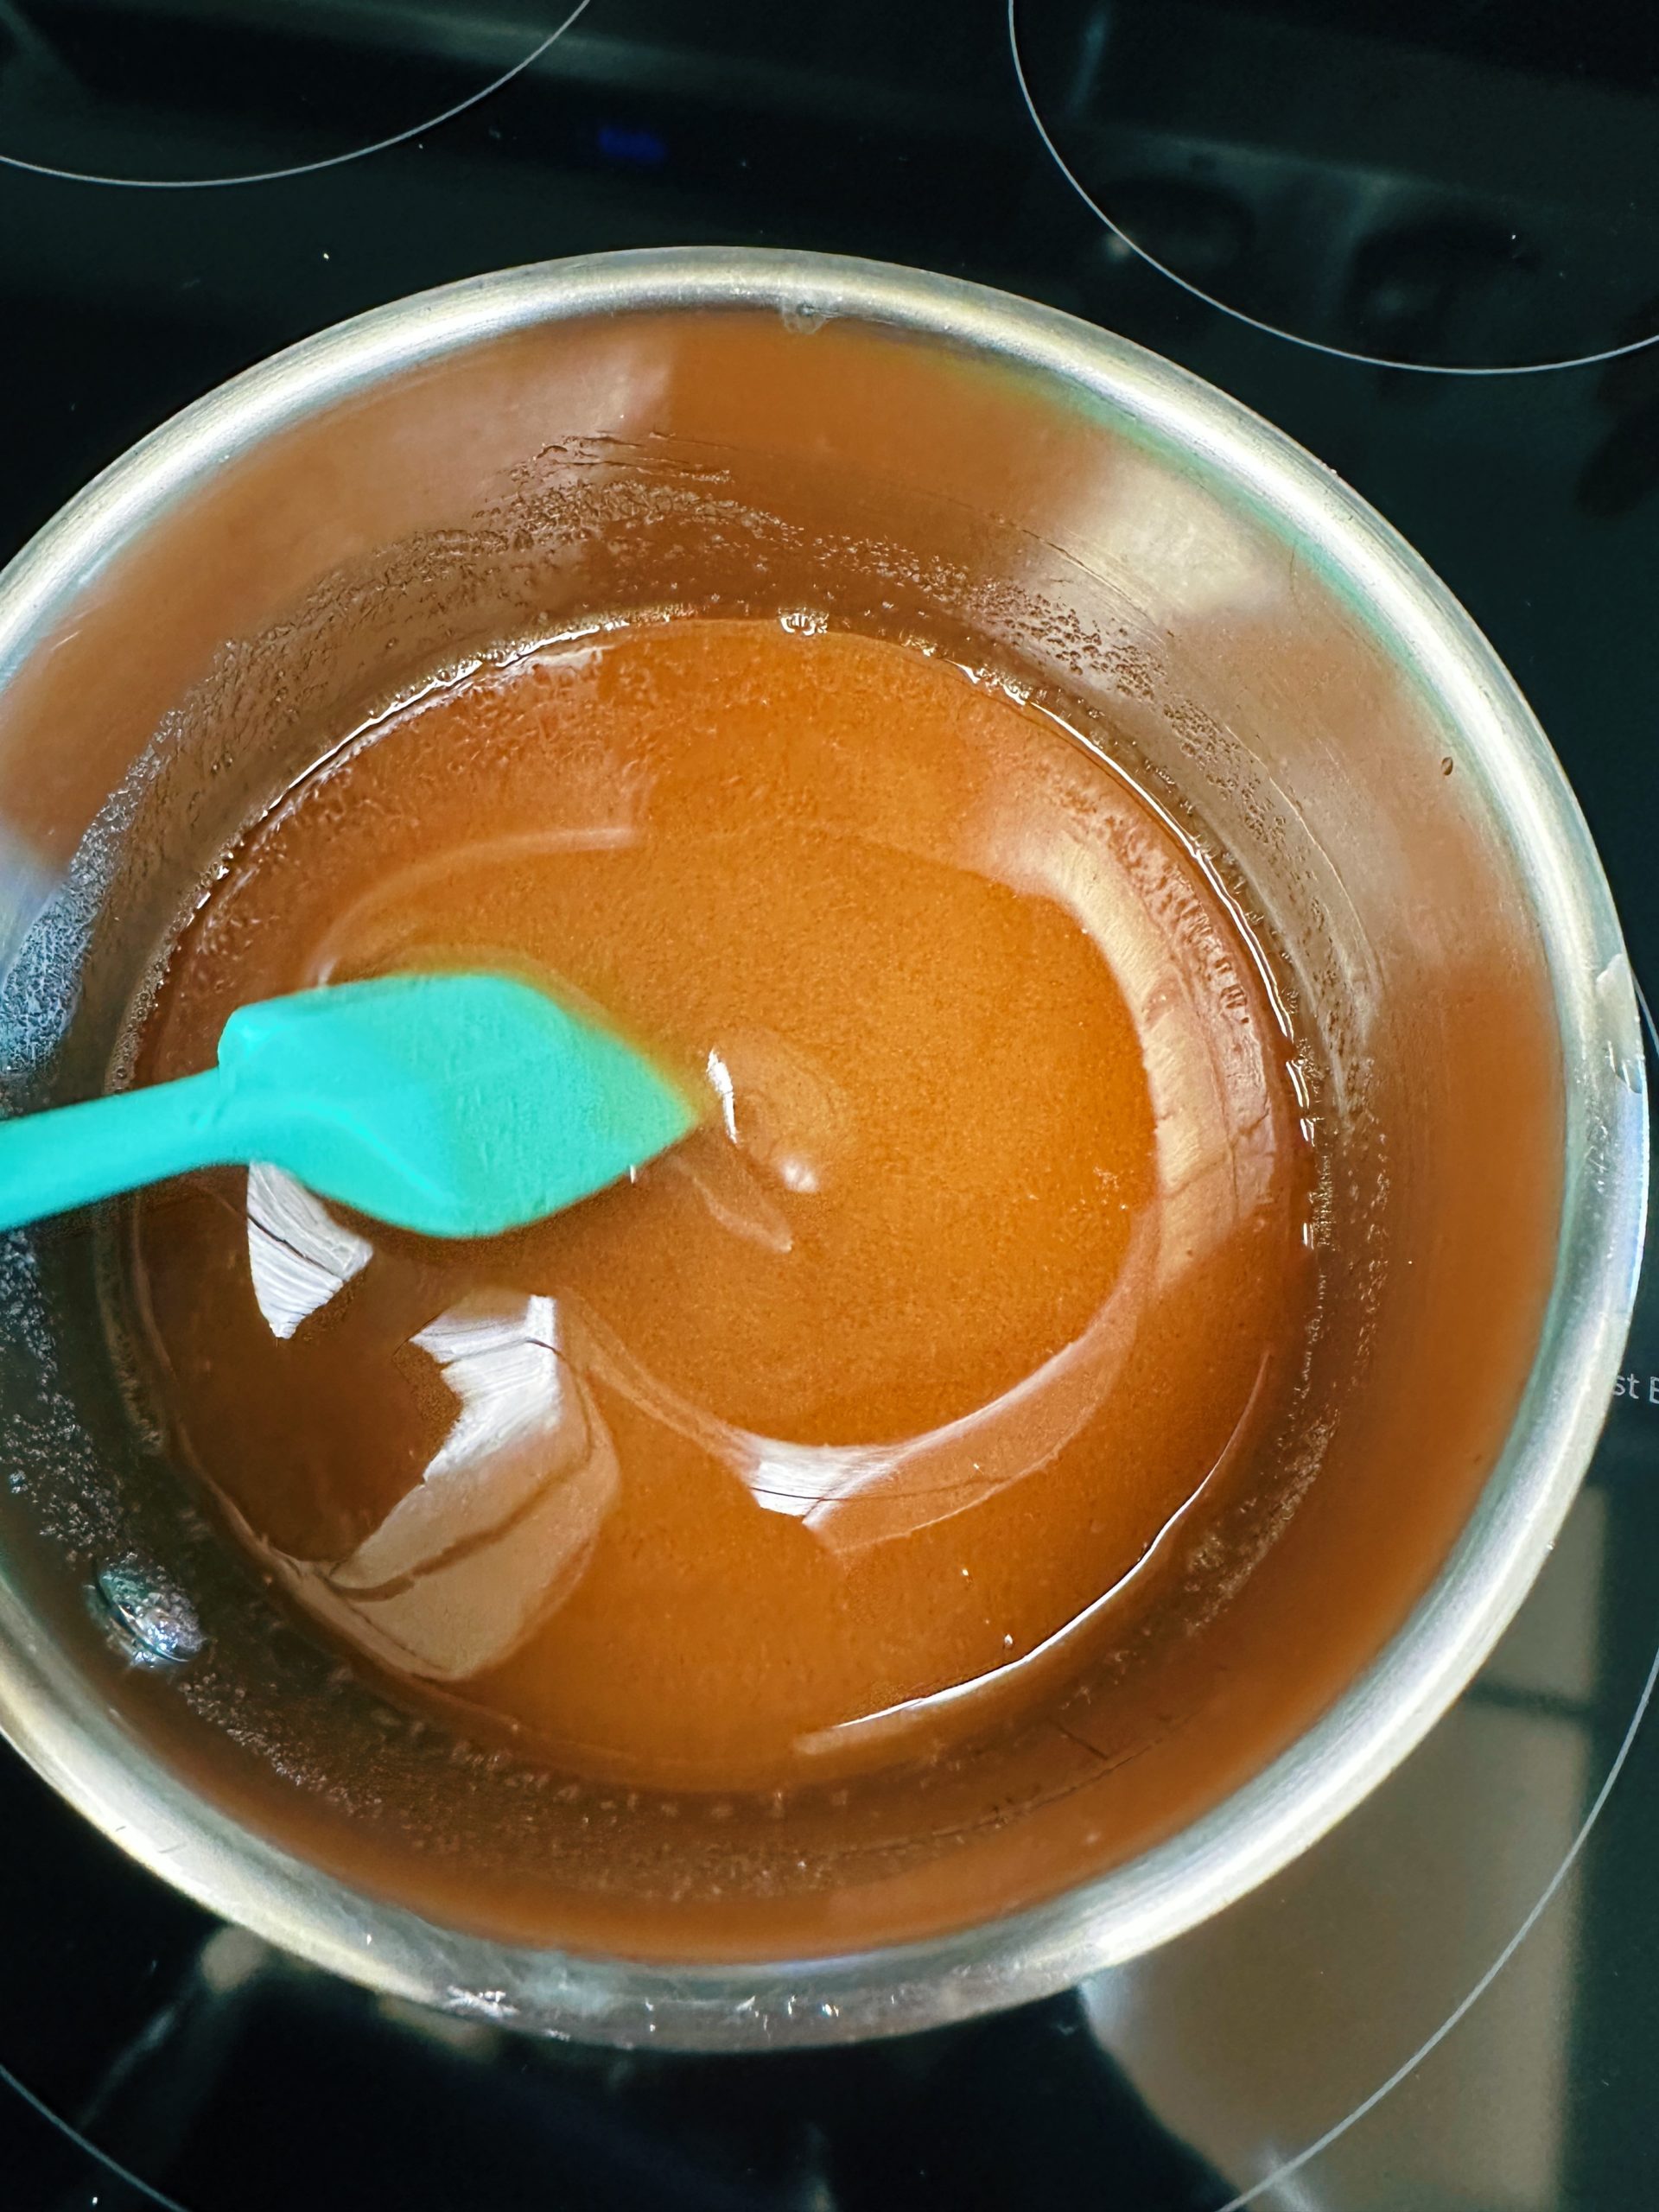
(93, 1559, 204, 1667)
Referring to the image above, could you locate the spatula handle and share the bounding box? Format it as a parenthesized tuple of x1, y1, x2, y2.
(0, 1070, 236, 1231)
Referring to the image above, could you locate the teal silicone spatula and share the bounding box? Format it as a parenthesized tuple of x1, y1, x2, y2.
(0, 972, 696, 1238)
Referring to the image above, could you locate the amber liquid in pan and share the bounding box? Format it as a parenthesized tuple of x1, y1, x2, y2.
(130, 618, 1317, 1789)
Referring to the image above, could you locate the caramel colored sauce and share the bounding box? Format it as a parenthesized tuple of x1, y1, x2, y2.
(129, 617, 1315, 1789)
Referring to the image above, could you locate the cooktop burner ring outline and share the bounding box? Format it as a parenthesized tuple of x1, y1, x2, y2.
(0, 2042, 188, 2211)
(1007, 0, 1659, 381)
(0, 0, 591, 191)
(1206, 1626, 1659, 2209)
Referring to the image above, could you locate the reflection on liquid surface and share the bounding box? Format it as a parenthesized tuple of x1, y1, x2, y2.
(130, 618, 1317, 1787)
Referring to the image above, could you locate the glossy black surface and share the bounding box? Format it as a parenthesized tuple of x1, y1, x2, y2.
(1013, 0, 1659, 369)
(1, 3, 1657, 2206)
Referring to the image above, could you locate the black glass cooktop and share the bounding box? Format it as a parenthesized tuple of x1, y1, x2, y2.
(3, 4, 1659, 2207)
